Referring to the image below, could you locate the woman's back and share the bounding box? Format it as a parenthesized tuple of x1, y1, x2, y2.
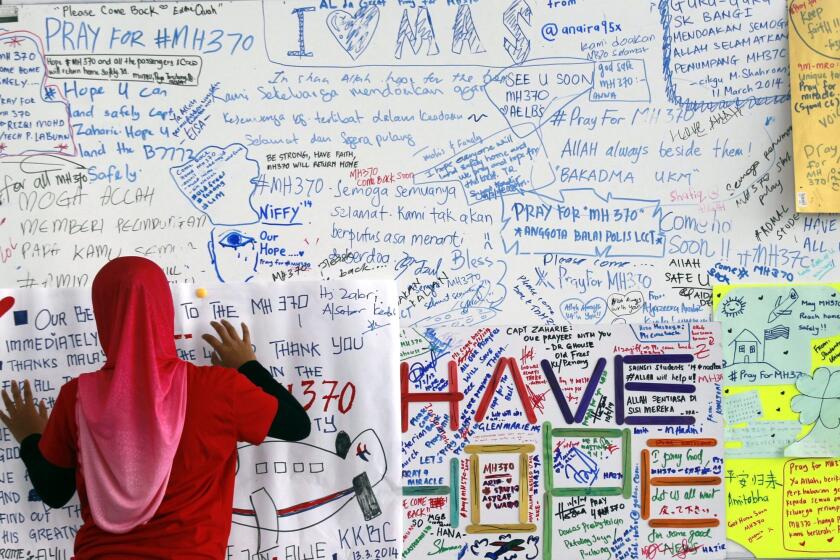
(40, 362, 276, 559)
(3, 258, 306, 558)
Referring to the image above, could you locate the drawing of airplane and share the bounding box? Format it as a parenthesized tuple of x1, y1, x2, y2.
(767, 288, 798, 323)
(485, 539, 526, 560)
(232, 429, 387, 553)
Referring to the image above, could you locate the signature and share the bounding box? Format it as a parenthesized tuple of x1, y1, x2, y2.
(408, 336, 452, 383)
(363, 320, 390, 335)
(558, 447, 599, 486)
(428, 539, 462, 556)
(640, 539, 701, 560)
(395, 252, 442, 280)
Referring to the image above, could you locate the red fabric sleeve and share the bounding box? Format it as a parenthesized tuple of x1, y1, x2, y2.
(226, 369, 278, 445)
(38, 380, 78, 469)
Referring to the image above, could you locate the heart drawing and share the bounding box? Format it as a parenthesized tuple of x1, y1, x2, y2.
(0, 296, 14, 319)
(326, 6, 380, 60)
(607, 291, 644, 317)
(559, 298, 607, 324)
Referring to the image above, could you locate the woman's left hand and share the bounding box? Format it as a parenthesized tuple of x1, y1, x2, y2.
(0, 380, 49, 443)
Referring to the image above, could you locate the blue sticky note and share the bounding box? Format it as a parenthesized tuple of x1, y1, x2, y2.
(13, 310, 27, 325)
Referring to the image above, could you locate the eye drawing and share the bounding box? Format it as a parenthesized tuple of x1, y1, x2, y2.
(219, 230, 256, 249)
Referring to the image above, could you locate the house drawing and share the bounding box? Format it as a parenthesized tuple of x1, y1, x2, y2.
(730, 329, 762, 364)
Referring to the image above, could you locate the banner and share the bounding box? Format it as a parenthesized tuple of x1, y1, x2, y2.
(0, 281, 400, 560)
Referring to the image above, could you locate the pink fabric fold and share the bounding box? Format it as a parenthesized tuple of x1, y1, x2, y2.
(76, 257, 187, 534)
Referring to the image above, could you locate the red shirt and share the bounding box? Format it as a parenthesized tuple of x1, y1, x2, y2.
(39, 363, 278, 559)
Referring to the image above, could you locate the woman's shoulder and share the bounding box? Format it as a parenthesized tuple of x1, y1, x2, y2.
(185, 362, 240, 386)
(62, 377, 80, 390)
(185, 364, 244, 407)
(57, 377, 80, 400)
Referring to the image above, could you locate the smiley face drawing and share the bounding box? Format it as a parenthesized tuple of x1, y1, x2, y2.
(720, 296, 747, 318)
(232, 429, 387, 553)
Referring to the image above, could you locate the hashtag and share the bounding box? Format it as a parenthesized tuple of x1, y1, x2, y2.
(17, 272, 37, 288)
(548, 111, 564, 127)
(155, 28, 170, 48)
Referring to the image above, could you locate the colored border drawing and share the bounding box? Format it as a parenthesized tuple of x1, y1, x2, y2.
(781, 458, 840, 553)
(545, 424, 632, 498)
(541, 423, 632, 560)
(615, 353, 697, 425)
(464, 444, 536, 534)
(402, 457, 460, 528)
(640, 438, 721, 529)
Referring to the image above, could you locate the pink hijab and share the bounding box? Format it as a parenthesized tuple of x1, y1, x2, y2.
(76, 257, 187, 533)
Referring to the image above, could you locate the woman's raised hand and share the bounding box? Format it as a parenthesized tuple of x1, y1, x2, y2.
(0, 380, 49, 443)
(201, 320, 257, 369)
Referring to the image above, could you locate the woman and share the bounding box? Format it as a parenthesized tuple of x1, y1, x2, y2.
(0, 256, 310, 558)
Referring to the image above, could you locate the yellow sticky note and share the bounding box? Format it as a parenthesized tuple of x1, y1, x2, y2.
(812, 333, 840, 368)
(727, 458, 840, 558)
(726, 458, 786, 556)
(788, 0, 840, 212)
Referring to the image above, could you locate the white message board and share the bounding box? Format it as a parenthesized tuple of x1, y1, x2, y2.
(1, 0, 838, 558)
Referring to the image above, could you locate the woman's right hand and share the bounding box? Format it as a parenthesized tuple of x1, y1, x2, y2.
(0, 380, 49, 444)
(202, 320, 257, 369)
